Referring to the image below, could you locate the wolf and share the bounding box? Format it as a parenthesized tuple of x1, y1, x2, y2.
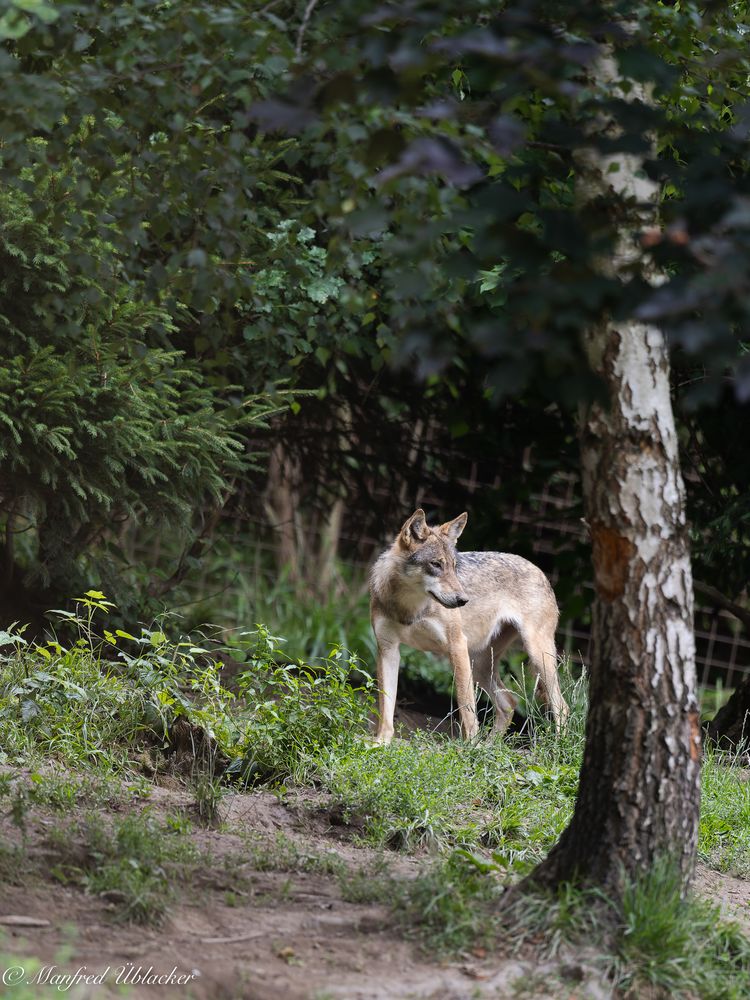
(369, 508, 569, 744)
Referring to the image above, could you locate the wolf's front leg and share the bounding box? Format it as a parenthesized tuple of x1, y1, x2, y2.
(373, 639, 401, 745)
(449, 636, 479, 740)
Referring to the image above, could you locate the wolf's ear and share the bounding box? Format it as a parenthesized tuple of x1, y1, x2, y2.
(439, 512, 468, 544)
(400, 509, 429, 544)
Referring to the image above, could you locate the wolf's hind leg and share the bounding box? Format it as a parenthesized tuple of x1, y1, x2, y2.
(471, 629, 518, 734)
(521, 625, 569, 731)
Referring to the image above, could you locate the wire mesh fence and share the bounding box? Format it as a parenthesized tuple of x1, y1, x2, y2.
(451, 471, 750, 691)
(351, 470, 750, 690)
(191, 468, 748, 691)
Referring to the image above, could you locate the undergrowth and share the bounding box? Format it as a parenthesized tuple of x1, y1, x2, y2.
(0, 595, 373, 785)
(0, 592, 749, 996)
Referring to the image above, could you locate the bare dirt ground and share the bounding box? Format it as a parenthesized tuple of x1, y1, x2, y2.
(1, 767, 748, 999)
(0, 781, 613, 1000)
(693, 864, 750, 935)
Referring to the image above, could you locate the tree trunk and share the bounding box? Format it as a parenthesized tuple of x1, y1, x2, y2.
(705, 677, 750, 750)
(527, 51, 701, 896)
(264, 443, 301, 581)
(531, 322, 701, 894)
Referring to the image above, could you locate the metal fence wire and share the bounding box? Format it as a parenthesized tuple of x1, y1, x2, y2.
(452, 471, 750, 691)
(217, 468, 748, 691)
(365, 469, 749, 691)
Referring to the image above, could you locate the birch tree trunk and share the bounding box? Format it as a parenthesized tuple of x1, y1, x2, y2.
(528, 54, 701, 895)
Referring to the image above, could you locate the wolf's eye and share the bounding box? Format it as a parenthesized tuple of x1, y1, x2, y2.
(429, 560, 444, 572)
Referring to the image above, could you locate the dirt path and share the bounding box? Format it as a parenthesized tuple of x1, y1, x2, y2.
(0, 871, 605, 1000)
(693, 863, 750, 934)
(0, 783, 747, 1000)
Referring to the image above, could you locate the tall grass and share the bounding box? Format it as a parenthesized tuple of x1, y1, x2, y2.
(700, 745, 750, 877)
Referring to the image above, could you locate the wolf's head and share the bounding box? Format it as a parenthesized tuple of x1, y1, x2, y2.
(396, 509, 469, 609)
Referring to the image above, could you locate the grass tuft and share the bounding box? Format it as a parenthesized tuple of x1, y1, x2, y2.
(397, 854, 750, 998)
(46, 810, 198, 924)
(616, 860, 750, 999)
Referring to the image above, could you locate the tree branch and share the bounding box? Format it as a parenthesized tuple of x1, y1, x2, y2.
(296, 0, 319, 57)
(695, 580, 750, 633)
(147, 487, 234, 600)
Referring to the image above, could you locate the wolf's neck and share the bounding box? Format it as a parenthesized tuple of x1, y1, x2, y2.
(372, 551, 430, 625)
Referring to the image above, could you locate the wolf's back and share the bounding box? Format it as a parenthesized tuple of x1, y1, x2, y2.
(457, 551, 557, 613)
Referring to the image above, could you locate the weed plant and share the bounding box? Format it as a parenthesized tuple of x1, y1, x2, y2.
(0, 597, 150, 770)
(231, 624, 374, 785)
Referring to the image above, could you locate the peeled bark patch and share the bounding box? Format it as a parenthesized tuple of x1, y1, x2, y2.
(590, 523, 635, 601)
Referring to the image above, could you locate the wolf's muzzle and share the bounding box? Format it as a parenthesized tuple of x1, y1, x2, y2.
(428, 590, 469, 609)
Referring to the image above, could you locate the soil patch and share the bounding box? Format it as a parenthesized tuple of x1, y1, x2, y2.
(0, 780, 747, 999)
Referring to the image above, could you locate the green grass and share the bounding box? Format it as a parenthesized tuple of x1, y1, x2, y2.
(0, 770, 150, 816)
(45, 809, 199, 924)
(394, 848, 506, 954)
(390, 854, 750, 997)
(317, 666, 586, 858)
(321, 731, 577, 857)
(699, 746, 750, 877)
(510, 860, 750, 1000)
(0, 795, 200, 924)
(226, 828, 393, 903)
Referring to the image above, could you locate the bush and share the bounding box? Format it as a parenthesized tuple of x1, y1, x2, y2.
(231, 624, 375, 785)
